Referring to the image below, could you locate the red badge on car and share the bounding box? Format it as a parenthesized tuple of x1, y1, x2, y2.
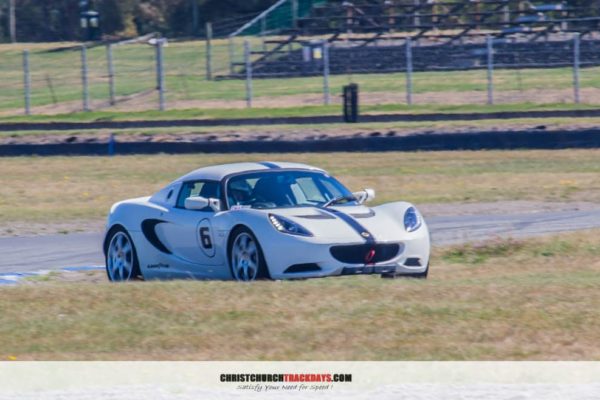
(365, 249, 376, 264)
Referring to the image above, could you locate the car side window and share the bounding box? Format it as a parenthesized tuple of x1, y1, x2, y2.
(176, 180, 220, 209)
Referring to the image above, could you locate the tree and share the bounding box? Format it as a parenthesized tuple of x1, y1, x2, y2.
(2, 0, 278, 42)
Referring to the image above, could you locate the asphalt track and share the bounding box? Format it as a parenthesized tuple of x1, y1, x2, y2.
(2, 208, 600, 274)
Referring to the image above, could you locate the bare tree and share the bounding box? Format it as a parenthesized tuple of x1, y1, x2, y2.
(9, 0, 15, 42)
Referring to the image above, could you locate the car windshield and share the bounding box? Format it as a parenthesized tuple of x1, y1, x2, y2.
(226, 170, 356, 209)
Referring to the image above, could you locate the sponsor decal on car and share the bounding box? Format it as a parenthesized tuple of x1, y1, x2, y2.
(147, 263, 170, 269)
(230, 205, 252, 210)
(365, 248, 376, 264)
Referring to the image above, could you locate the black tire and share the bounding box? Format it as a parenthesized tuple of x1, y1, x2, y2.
(381, 263, 429, 279)
(104, 227, 142, 282)
(228, 226, 270, 281)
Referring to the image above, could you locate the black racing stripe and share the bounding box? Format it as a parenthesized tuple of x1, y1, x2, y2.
(258, 162, 280, 169)
(319, 207, 376, 243)
(141, 219, 172, 254)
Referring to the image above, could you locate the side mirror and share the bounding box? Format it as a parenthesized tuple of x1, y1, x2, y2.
(185, 196, 221, 212)
(353, 188, 376, 204)
(185, 196, 209, 210)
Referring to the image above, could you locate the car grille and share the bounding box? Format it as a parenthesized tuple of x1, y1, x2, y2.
(330, 243, 402, 264)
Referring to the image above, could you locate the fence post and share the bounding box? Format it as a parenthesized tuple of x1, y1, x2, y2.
(502, 4, 510, 25)
(405, 37, 413, 105)
(23, 50, 31, 115)
(156, 39, 166, 111)
(106, 44, 116, 106)
(108, 133, 116, 156)
(206, 22, 213, 80)
(244, 40, 253, 108)
(81, 45, 90, 112)
(323, 41, 331, 105)
(573, 33, 580, 104)
(486, 35, 494, 105)
(261, 16, 267, 52)
(292, 0, 299, 28)
(413, 0, 420, 27)
(228, 37, 235, 74)
(9, 0, 16, 43)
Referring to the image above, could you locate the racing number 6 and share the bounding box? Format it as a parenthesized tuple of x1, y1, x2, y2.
(200, 227, 212, 249)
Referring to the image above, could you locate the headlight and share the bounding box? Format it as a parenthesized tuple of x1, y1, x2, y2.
(269, 214, 313, 237)
(404, 207, 422, 232)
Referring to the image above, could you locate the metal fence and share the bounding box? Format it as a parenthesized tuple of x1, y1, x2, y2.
(0, 33, 598, 116)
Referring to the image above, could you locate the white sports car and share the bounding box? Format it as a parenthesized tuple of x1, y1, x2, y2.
(103, 162, 430, 282)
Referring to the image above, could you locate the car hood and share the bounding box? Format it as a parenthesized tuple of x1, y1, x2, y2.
(261, 204, 407, 243)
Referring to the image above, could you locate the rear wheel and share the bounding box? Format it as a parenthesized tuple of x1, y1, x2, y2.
(228, 227, 269, 282)
(381, 263, 429, 279)
(105, 228, 141, 282)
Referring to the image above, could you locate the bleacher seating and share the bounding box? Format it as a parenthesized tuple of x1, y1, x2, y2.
(223, 0, 600, 78)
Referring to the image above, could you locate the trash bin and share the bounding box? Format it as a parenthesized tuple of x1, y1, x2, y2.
(343, 83, 359, 123)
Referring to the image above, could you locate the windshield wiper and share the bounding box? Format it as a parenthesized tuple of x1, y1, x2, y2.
(322, 194, 356, 208)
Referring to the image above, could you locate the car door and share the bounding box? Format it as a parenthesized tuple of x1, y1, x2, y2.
(158, 180, 224, 268)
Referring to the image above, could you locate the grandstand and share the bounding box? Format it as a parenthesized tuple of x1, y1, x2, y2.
(221, 0, 600, 78)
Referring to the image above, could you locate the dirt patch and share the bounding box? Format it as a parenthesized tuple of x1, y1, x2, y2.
(3, 119, 600, 145)
(22, 270, 106, 285)
(1, 220, 105, 238)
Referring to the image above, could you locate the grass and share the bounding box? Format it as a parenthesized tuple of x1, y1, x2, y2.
(1, 102, 599, 124)
(441, 238, 527, 264)
(2, 230, 600, 360)
(1, 39, 599, 116)
(2, 150, 600, 225)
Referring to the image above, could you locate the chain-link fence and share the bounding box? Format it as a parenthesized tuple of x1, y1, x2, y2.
(0, 32, 599, 116)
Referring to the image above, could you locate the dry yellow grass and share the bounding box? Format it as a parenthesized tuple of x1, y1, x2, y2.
(2, 150, 600, 228)
(1, 230, 599, 361)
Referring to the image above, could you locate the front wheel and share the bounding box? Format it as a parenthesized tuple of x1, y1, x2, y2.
(228, 227, 269, 282)
(105, 228, 141, 282)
